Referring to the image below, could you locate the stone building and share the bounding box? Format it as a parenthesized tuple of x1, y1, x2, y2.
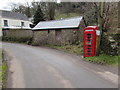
(32, 16, 86, 45)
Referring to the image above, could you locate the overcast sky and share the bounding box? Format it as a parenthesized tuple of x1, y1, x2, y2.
(0, 0, 118, 11)
(0, 0, 61, 11)
(0, 0, 53, 11)
(0, 0, 31, 10)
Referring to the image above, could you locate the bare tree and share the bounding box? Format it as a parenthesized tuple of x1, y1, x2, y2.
(45, 2, 56, 20)
(94, 2, 118, 55)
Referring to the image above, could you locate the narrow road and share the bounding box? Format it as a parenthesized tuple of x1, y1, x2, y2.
(3, 42, 118, 88)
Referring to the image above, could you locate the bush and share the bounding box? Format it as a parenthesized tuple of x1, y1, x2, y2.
(100, 35, 118, 56)
(31, 42, 40, 46)
(112, 34, 120, 54)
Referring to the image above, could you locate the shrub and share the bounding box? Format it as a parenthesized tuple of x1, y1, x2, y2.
(100, 35, 118, 56)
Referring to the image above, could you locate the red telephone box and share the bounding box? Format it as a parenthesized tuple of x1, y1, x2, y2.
(83, 26, 98, 57)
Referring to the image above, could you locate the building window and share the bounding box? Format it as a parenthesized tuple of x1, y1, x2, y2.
(21, 22, 24, 27)
(4, 20, 8, 27)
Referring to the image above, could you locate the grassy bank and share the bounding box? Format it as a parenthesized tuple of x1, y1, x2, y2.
(45, 44, 83, 55)
(55, 13, 80, 20)
(0, 67, 1, 88)
(45, 44, 119, 66)
(85, 54, 119, 66)
(1, 61, 7, 88)
(0, 50, 8, 88)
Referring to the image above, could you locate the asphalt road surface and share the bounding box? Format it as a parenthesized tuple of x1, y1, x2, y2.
(3, 42, 118, 88)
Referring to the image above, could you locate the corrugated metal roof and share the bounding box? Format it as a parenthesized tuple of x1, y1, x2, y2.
(0, 10, 29, 21)
(32, 16, 83, 30)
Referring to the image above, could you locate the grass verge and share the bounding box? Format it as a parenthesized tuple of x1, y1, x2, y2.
(45, 44, 83, 55)
(45, 44, 119, 66)
(0, 50, 8, 88)
(85, 54, 119, 66)
(1, 61, 7, 88)
(55, 13, 80, 20)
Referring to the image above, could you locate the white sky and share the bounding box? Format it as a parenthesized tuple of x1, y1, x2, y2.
(0, 0, 118, 11)
(0, 0, 34, 10)
(0, 0, 59, 11)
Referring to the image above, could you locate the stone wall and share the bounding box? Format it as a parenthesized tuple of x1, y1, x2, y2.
(2, 29, 33, 43)
(33, 28, 84, 45)
(3, 29, 33, 38)
(77, 20, 85, 42)
(33, 30, 55, 45)
(55, 29, 79, 44)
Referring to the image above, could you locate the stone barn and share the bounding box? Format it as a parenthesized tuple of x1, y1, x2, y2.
(32, 16, 86, 45)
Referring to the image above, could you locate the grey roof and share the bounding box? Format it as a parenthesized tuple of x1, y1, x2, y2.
(0, 10, 29, 21)
(32, 16, 83, 30)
